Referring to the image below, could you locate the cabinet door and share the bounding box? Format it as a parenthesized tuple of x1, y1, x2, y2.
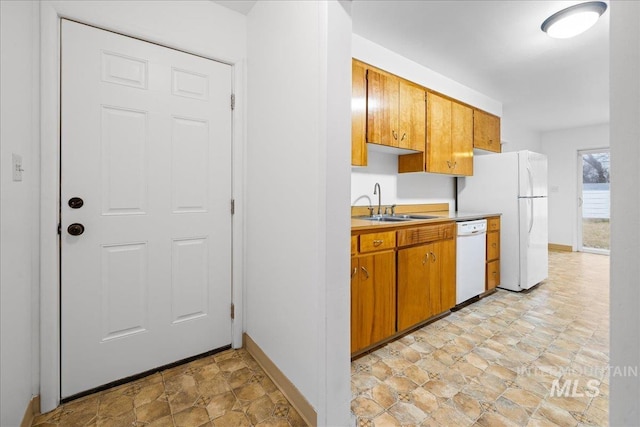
(474, 109, 501, 153)
(398, 80, 426, 152)
(487, 260, 500, 290)
(351, 61, 367, 166)
(397, 244, 432, 331)
(451, 101, 473, 176)
(439, 238, 457, 311)
(426, 93, 452, 174)
(367, 69, 399, 147)
(487, 231, 500, 261)
(351, 252, 396, 353)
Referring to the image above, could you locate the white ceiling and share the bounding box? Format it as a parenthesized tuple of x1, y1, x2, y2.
(215, 0, 609, 134)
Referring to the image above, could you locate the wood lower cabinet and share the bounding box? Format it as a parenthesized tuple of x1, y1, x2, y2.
(396, 223, 456, 332)
(351, 230, 396, 354)
(486, 216, 501, 290)
(474, 109, 501, 153)
(397, 243, 432, 331)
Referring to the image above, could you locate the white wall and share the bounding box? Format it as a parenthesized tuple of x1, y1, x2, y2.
(353, 34, 501, 116)
(0, 1, 40, 425)
(351, 151, 454, 210)
(500, 109, 542, 153)
(539, 124, 609, 249)
(610, 1, 640, 425)
(37, 0, 247, 413)
(246, 1, 351, 424)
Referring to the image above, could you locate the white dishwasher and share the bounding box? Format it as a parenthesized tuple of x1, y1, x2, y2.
(456, 219, 487, 305)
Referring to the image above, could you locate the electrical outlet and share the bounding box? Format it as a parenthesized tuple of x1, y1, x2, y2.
(12, 153, 23, 182)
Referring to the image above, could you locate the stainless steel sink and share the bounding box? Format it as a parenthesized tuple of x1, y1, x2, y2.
(355, 214, 439, 222)
(355, 215, 412, 222)
(394, 214, 440, 220)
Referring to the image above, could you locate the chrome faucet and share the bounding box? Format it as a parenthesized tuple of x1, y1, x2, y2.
(373, 183, 381, 215)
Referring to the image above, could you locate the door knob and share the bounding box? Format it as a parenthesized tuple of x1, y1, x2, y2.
(67, 223, 85, 236)
(68, 197, 84, 209)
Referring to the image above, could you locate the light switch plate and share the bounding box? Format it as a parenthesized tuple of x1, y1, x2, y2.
(12, 153, 23, 182)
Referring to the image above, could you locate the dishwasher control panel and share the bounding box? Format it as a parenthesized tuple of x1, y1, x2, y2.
(457, 219, 487, 236)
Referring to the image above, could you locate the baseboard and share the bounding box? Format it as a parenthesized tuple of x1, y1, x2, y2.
(549, 243, 573, 252)
(243, 333, 317, 427)
(20, 395, 40, 427)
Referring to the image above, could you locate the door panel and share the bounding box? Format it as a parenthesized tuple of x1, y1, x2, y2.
(398, 80, 426, 151)
(61, 20, 232, 397)
(397, 244, 431, 331)
(366, 69, 399, 147)
(451, 101, 473, 176)
(518, 151, 548, 197)
(426, 93, 451, 174)
(518, 198, 548, 289)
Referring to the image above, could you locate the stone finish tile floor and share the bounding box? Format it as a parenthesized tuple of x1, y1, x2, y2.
(351, 251, 610, 426)
(32, 348, 307, 427)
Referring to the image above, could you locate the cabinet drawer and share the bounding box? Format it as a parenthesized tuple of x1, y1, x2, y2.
(396, 223, 455, 247)
(487, 217, 500, 232)
(487, 260, 500, 290)
(487, 231, 500, 261)
(351, 235, 357, 256)
(359, 231, 396, 253)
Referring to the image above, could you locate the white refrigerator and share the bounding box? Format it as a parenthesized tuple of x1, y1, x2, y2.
(457, 150, 548, 291)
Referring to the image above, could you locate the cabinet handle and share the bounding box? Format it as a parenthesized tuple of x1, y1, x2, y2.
(431, 252, 437, 262)
(361, 266, 370, 279)
(422, 253, 428, 265)
(373, 239, 384, 246)
(447, 160, 452, 169)
(351, 267, 358, 278)
(400, 132, 406, 142)
(492, 243, 497, 248)
(452, 161, 457, 169)
(493, 271, 497, 276)
(392, 130, 398, 140)
(489, 139, 493, 144)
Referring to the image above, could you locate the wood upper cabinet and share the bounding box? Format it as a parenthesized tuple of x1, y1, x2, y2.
(474, 109, 501, 153)
(351, 251, 396, 354)
(399, 92, 473, 176)
(352, 60, 367, 166)
(367, 68, 425, 151)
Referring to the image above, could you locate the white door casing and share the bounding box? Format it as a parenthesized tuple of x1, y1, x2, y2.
(61, 20, 232, 397)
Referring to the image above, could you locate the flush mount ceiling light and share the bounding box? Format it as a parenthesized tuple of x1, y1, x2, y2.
(541, 1, 607, 39)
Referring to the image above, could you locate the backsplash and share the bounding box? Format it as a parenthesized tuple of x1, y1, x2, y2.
(351, 150, 455, 210)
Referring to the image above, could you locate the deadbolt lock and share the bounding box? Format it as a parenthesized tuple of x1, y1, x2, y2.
(68, 197, 84, 209)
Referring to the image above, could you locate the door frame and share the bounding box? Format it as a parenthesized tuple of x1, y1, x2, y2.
(40, 4, 245, 412)
(576, 148, 610, 255)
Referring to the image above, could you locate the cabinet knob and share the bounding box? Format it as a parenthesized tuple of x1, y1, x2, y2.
(492, 243, 497, 248)
(373, 239, 384, 246)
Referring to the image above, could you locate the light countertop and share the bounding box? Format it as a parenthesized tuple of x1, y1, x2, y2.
(351, 210, 501, 233)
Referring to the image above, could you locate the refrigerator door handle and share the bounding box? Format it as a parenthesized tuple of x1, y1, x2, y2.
(528, 199, 534, 234)
(527, 167, 534, 197)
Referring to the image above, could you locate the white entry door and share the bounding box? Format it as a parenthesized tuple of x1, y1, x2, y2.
(61, 20, 232, 398)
